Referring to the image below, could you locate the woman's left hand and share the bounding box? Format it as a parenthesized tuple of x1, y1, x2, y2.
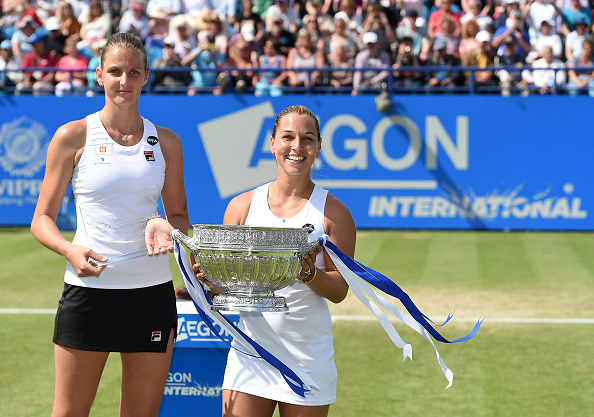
(145, 217, 174, 255)
(299, 244, 323, 282)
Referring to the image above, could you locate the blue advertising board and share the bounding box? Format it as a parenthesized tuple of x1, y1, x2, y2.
(1, 94, 592, 230)
(159, 301, 239, 417)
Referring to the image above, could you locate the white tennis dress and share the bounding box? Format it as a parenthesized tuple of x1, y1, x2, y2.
(63, 112, 172, 289)
(222, 182, 338, 405)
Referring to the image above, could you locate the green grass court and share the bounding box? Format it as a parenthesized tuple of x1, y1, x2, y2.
(1, 228, 593, 416)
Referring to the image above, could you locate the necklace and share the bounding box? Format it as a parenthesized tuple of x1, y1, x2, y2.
(101, 111, 141, 142)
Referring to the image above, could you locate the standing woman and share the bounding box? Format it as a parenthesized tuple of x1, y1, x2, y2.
(220, 105, 356, 417)
(30, 32, 190, 417)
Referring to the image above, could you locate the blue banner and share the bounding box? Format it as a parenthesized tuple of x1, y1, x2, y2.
(1, 94, 592, 230)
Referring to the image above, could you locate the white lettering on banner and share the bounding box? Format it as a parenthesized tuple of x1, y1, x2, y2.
(199, 103, 468, 198)
(164, 373, 222, 397)
(177, 316, 232, 343)
(369, 185, 587, 221)
(0, 179, 43, 196)
(321, 114, 468, 172)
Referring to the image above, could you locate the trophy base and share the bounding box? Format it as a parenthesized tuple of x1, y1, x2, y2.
(211, 292, 288, 312)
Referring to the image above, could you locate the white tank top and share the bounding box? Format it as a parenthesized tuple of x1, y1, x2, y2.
(223, 182, 338, 405)
(63, 112, 173, 289)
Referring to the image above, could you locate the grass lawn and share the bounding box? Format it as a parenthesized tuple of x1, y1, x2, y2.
(1, 227, 593, 416)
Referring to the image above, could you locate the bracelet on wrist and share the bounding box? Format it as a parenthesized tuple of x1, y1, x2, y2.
(302, 264, 317, 283)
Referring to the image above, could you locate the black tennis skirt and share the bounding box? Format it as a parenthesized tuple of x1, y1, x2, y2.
(53, 281, 177, 353)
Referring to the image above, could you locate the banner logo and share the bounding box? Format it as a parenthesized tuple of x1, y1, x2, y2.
(0, 116, 50, 177)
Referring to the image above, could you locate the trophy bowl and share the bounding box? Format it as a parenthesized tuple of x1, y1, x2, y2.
(172, 224, 318, 312)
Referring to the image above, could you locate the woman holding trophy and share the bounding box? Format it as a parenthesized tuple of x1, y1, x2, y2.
(31, 32, 189, 417)
(218, 105, 357, 417)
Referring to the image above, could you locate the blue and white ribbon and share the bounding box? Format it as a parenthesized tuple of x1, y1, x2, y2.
(318, 235, 484, 389)
(172, 236, 316, 398)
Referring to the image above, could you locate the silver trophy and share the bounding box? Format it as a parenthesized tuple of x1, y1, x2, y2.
(173, 224, 318, 312)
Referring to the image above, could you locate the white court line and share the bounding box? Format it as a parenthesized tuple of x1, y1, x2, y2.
(2, 309, 594, 324)
(330, 315, 594, 324)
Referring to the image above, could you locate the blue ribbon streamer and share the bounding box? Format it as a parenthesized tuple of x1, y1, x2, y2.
(318, 237, 484, 344)
(174, 240, 311, 398)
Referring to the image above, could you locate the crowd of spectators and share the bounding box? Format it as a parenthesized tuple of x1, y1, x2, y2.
(1, 0, 594, 95)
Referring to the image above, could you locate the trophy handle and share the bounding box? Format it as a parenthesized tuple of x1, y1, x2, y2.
(172, 229, 197, 251)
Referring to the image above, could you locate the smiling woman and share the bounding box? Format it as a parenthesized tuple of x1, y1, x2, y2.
(203, 105, 357, 417)
(29, 32, 190, 417)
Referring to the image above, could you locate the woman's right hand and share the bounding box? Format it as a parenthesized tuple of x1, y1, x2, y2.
(190, 253, 225, 295)
(66, 244, 107, 277)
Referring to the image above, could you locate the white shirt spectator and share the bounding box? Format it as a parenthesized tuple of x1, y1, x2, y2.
(147, 0, 185, 16)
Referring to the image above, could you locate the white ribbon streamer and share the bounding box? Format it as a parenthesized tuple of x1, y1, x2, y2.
(321, 235, 454, 388)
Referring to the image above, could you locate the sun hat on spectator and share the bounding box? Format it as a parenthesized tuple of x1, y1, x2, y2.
(45, 16, 61, 31)
(195, 9, 220, 30)
(311, 0, 324, 5)
(510, 9, 522, 18)
(131, 3, 145, 11)
(540, 19, 554, 27)
(362, 31, 378, 44)
(149, 6, 168, 20)
(504, 0, 519, 4)
(1, 40, 12, 50)
(574, 16, 586, 25)
(475, 30, 491, 43)
(17, 15, 38, 29)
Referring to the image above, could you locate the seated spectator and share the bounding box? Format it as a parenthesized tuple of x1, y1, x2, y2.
(495, 36, 531, 96)
(492, 9, 531, 58)
(0, 40, 23, 91)
(254, 38, 286, 96)
(56, 0, 81, 38)
(352, 31, 390, 96)
(459, 19, 481, 61)
(258, 14, 295, 56)
(326, 43, 355, 90)
(525, 0, 562, 42)
(424, 37, 461, 92)
(566, 37, 594, 96)
(561, 0, 592, 37)
(44, 16, 68, 60)
(460, 0, 493, 32)
(119, 3, 151, 41)
(182, 33, 227, 96)
(234, 0, 264, 44)
(396, 9, 431, 62)
(11, 14, 38, 59)
(301, 13, 323, 46)
(427, 0, 460, 38)
(464, 30, 498, 92)
(0, 0, 28, 28)
(223, 38, 257, 91)
(197, 11, 230, 57)
(528, 19, 563, 62)
(152, 38, 190, 89)
(334, 0, 364, 35)
(55, 35, 89, 96)
(79, 0, 112, 51)
(359, 4, 397, 61)
(265, 0, 299, 34)
(392, 36, 424, 90)
(276, 28, 323, 89)
(16, 34, 58, 95)
(145, 6, 171, 47)
(493, 0, 520, 31)
(532, 45, 566, 94)
(434, 15, 461, 58)
(318, 16, 358, 66)
(564, 16, 592, 63)
(167, 14, 197, 59)
(304, 0, 333, 34)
